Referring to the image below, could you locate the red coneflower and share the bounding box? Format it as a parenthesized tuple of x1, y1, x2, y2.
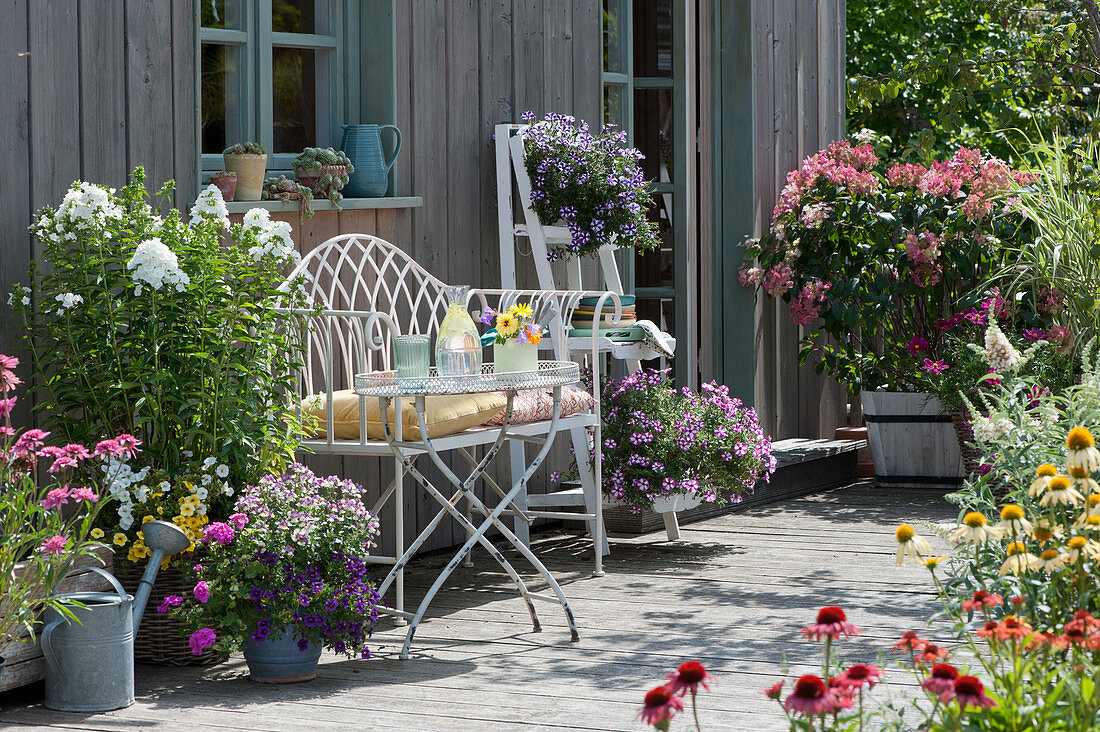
(921, 663, 959, 699)
(993, 615, 1033, 642)
(827, 677, 857, 710)
(893, 630, 927, 653)
(665, 661, 714, 696)
(953, 676, 997, 710)
(913, 643, 949, 665)
(961, 590, 1003, 613)
(784, 675, 838, 716)
(801, 606, 860, 641)
(761, 680, 783, 700)
(833, 663, 883, 691)
(638, 685, 683, 726)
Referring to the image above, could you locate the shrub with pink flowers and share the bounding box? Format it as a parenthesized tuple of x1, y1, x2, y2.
(739, 135, 1041, 393)
(0, 354, 132, 651)
(597, 368, 775, 512)
(167, 463, 382, 659)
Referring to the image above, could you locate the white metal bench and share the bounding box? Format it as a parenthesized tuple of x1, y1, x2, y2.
(280, 234, 622, 616)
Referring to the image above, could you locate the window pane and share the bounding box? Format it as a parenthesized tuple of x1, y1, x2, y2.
(634, 199, 673, 289)
(273, 47, 322, 153)
(603, 84, 626, 129)
(633, 0, 672, 78)
(603, 0, 625, 74)
(634, 88, 672, 181)
(273, 0, 331, 34)
(201, 43, 243, 154)
(200, 0, 242, 30)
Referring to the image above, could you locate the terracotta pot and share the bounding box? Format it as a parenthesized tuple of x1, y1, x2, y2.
(223, 153, 267, 201)
(208, 172, 237, 202)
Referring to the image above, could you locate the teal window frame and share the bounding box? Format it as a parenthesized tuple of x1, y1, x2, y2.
(196, 0, 348, 176)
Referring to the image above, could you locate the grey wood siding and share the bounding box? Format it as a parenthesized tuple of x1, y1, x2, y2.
(750, 0, 847, 440)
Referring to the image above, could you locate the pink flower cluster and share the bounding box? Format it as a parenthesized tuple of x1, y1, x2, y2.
(886, 163, 926, 187)
(1038, 285, 1065, 315)
(93, 434, 142, 460)
(903, 229, 943, 286)
(789, 278, 831, 326)
(761, 263, 794, 297)
(799, 202, 831, 229)
(189, 627, 216, 655)
(773, 141, 880, 221)
(203, 521, 236, 545)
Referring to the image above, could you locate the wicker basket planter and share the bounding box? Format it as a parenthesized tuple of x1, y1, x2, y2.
(113, 556, 223, 666)
(294, 164, 350, 196)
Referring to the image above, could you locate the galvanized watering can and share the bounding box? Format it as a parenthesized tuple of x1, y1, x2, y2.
(41, 520, 191, 712)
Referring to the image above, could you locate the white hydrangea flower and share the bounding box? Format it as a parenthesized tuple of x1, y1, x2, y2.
(127, 238, 191, 293)
(984, 320, 1022, 373)
(54, 292, 84, 315)
(54, 182, 123, 231)
(189, 184, 231, 229)
(854, 128, 876, 144)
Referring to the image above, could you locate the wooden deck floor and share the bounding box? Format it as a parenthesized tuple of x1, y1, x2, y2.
(1, 483, 956, 731)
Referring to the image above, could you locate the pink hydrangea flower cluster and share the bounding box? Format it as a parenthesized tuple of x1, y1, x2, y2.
(886, 163, 926, 187)
(762, 263, 794, 297)
(799, 202, 831, 229)
(773, 141, 880, 221)
(737, 264, 764, 287)
(789, 278, 831, 326)
(903, 230, 943, 286)
(1038, 285, 1065, 315)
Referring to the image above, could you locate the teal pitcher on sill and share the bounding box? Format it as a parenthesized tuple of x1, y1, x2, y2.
(341, 124, 402, 198)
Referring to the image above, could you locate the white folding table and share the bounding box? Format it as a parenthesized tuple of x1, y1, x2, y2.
(355, 361, 582, 659)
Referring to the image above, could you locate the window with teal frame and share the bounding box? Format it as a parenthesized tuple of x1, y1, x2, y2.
(197, 0, 347, 175)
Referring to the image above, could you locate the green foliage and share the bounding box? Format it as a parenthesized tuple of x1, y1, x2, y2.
(13, 168, 312, 497)
(847, 0, 1100, 159)
(292, 147, 353, 207)
(224, 142, 267, 156)
(262, 174, 315, 219)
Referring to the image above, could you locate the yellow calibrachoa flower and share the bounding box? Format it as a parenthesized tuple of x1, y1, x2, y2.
(894, 524, 932, 565)
(142, 515, 155, 524)
(950, 512, 1002, 545)
(178, 502, 195, 517)
(113, 533, 128, 546)
(1067, 427, 1100, 473)
(90, 528, 105, 539)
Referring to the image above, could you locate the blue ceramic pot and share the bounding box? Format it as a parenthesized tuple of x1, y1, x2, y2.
(341, 124, 402, 198)
(242, 629, 322, 684)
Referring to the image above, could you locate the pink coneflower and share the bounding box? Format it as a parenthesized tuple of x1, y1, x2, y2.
(665, 661, 713, 696)
(828, 677, 857, 710)
(801, 606, 860, 641)
(834, 663, 882, 691)
(0, 396, 15, 417)
(893, 630, 927, 653)
(1, 368, 22, 390)
(93, 438, 119, 457)
(39, 534, 68, 554)
(115, 434, 141, 458)
(953, 676, 996, 709)
(13, 428, 49, 456)
(761, 680, 783, 699)
(784, 675, 837, 716)
(61, 443, 92, 460)
(961, 590, 1003, 612)
(913, 643, 949, 665)
(39, 486, 71, 510)
(69, 486, 98, 503)
(921, 663, 959, 699)
(637, 685, 683, 726)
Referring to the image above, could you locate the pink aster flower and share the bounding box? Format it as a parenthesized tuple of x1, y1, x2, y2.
(922, 359, 948, 375)
(1, 368, 21, 391)
(69, 486, 98, 503)
(1023, 328, 1045, 341)
(637, 685, 683, 726)
(189, 627, 216, 655)
(61, 443, 92, 460)
(39, 534, 68, 554)
(92, 438, 119, 457)
(906, 337, 928, 354)
(801, 606, 860, 641)
(46, 454, 78, 474)
(193, 581, 211, 604)
(115, 434, 141, 459)
(953, 676, 996, 710)
(921, 663, 959, 699)
(784, 675, 838, 716)
(39, 486, 71, 510)
(665, 661, 713, 696)
(13, 428, 49, 456)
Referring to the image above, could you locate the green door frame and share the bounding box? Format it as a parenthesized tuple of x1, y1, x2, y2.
(710, 0, 756, 404)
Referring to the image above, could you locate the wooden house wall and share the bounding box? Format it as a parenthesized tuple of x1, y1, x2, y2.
(750, 0, 847, 440)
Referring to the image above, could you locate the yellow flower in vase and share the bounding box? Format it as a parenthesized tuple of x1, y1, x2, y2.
(510, 302, 534, 320)
(496, 312, 520, 338)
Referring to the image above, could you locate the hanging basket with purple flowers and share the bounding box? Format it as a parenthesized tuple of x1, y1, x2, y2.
(521, 111, 660, 261)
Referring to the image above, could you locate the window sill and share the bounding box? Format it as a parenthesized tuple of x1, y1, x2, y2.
(223, 196, 423, 214)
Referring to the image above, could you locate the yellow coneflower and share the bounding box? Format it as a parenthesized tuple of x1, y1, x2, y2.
(998, 504, 1034, 537)
(950, 512, 1002, 545)
(1065, 535, 1098, 563)
(999, 542, 1039, 576)
(1066, 427, 1100, 473)
(1069, 464, 1100, 495)
(1040, 476, 1084, 507)
(1036, 548, 1067, 572)
(923, 555, 947, 570)
(1029, 464, 1059, 497)
(895, 524, 933, 565)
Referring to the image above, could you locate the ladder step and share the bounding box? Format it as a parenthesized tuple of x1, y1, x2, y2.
(527, 487, 585, 507)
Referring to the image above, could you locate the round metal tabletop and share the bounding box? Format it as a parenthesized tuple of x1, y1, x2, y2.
(354, 361, 580, 397)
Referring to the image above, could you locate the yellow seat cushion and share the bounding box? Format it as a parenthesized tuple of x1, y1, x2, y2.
(301, 389, 508, 441)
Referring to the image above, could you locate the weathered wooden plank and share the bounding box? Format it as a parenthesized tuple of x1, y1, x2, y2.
(543, 0, 572, 114)
(570, 0, 599, 128)
(79, 0, 128, 188)
(125, 0, 176, 197)
(171, 0, 197, 207)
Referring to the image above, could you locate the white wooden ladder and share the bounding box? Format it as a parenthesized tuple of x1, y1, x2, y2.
(494, 123, 688, 542)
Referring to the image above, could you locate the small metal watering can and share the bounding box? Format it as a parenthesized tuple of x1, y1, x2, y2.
(41, 520, 191, 712)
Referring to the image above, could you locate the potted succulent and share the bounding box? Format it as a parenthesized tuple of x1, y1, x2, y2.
(223, 142, 267, 201)
(262, 175, 316, 219)
(167, 463, 382, 683)
(207, 171, 237, 202)
(480, 302, 542, 375)
(593, 368, 775, 514)
(293, 147, 354, 209)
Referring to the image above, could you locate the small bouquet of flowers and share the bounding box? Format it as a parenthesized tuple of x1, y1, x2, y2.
(481, 302, 543, 346)
(167, 463, 382, 659)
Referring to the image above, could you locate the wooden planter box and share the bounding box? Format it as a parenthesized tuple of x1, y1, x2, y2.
(0, 548, 115, 693)
(602, 438, 863, 535)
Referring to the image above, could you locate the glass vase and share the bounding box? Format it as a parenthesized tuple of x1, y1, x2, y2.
(435, 285, 483, 377)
